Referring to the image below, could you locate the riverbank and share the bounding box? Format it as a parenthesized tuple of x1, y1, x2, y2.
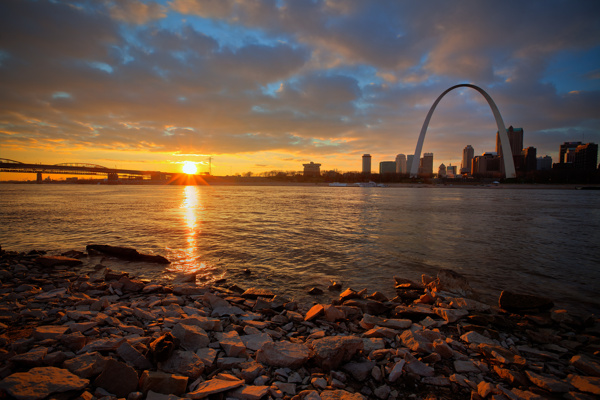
(1, 247, 599, 400)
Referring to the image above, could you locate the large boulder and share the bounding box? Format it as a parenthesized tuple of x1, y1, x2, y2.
(428, 269, 473, 297)
(93, 359, 139, 397)
(309, 336, 364, 370)
(256, 341, 310, 369)
(0, 367, 89, 400)
(498, 291, 554, 312)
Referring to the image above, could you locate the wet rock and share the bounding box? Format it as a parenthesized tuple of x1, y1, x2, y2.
(308, 287, 324, 295)
(256, 341, 310, 368)
(428, 269, 473, 297)
(0, 366, 89, 400)
(86, 244, 170, 264)
(139, 371, 188, 396)
(94, 359, 139, 398)
(309, 335, 364, 370)
(498, 291, 554, 312)
(186, 377, 245, 399)
(305, 304, 324, 321)
(35, 255, 83, 268)
(241, 288, 275, 299)
(450, 297, 490, 311)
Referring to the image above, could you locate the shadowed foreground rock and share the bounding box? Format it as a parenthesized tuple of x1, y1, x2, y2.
(0, 247, 599, 400)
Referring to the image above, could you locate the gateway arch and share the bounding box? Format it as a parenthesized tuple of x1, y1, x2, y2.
(409, 84, 516, 178)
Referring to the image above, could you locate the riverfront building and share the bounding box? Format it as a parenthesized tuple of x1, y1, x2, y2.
(380, 161, 396, 175)
(461, 145, 474, 175)
(362, 154, 371, 176)
(406, 155, 415, 175)
(395, 154, 407, 174)
(419, 153, 434, 176)
(438, 163, 446, 178)
(302, 162, 321, 177)
(537, 155, 552, 171)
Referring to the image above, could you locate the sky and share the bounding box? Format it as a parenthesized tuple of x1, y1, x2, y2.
(1, 0, 599, 177)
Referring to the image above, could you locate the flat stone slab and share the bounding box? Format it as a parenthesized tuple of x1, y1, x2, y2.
(35, 255, 83, 268)
(256, 341, 310, 368)
(186, 378, 245, 399)
(0, 367, 89, 400)
(34, 325, 69, 340)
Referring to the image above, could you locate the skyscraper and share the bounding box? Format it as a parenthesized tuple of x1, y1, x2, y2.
(395, 154, 407, 174)
(406, 155, 415, 175)
(419, 153, 434, 176)
(559, 142, 582, 164)
(522, 147, 537, 172)
(379, 161, 396, 174)
(537, 155, 552, 171)
(461, 145, 474, 174)
(496, 126, 524, 159)
(574, 143, 598, 170)
(438, 163, 446, 178)
(362, 154, 371, 175)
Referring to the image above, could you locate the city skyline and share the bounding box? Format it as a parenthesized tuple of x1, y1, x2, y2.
(1, 1, 600, 179)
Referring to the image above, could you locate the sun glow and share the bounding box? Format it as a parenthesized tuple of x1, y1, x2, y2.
(182, 161, 197, 174)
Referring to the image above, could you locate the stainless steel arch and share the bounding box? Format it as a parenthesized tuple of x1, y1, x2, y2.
(409, 84, 516, 178)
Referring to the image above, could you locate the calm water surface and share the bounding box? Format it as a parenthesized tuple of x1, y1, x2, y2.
(1, 184, 599, 313)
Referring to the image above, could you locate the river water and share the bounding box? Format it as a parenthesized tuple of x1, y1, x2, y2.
(1, 184, 599, 313)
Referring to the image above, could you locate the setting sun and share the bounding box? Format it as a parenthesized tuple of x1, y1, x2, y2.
(182, 161, 198, 175)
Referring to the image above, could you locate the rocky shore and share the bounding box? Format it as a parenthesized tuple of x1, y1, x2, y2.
(0, 247, 599, 400)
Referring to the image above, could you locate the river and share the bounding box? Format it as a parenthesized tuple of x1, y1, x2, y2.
(1, 183, 599, 313)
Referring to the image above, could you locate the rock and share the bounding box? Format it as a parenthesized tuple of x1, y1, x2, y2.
(498, 291, 554, 312)
(229, 384, 270, 400)
(139, 371, 188, 396)
(434, 307, 468, 323)
(241, 333, 273, 351)
(179, 316, 222, 332)
(186, 378, 245, 399)
(10, 347, 48, 367)
(525, 370, 571, 393)
(256, 341, 310, 369)
(477, 381, 496, 397)
(388, 360, 405, 382)
(450, 297, 490, 311)
(94, 359, 138, 398)
(567, 374, 600, 395)
(195, 348, 218, 368)
(86, 244, 170, 264)
(309, 335, 364, 370)
(308, 287, 324, 295)
(160, 350, 204, 379)
(305, 304, 324, 321)
(433, 339, 453, 359)
(493, 366, 528, 387)
(34, 325, 70, 340)
(570, 355, 600, 377)
(35, 255, 83, 268)
(63, 352, 109, 379)
(460, 331, 494, 345)
(241, 288, 275, 299)
(323, 305, 345, 322)
(172, 323, 209, 351)
(0, 367, 89, 400)
(320, 389, 366, 399)
(216, 331, 247, 357)
(342, 360, 376, 381)
(399, 330, 434, 354)
(479, 344, 526, 367)
(404, 354, 434, 377)
(117, 342, 153, 370)
(149, 332, 179, 363)
(429, 269, 473, 297)
(453, 360, 481, 374)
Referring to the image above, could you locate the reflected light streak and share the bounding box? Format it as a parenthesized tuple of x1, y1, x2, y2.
(178, 185, 202, 273)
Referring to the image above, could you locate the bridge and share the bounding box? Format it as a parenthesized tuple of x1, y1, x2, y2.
(0, 159, 166, 182)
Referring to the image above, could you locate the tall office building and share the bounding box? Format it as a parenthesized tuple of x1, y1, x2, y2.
(496, 126, 524, 159)
(380, 161, 396, 174)
(303, 162, 321, 177)
(419, 153, 434, 175)
(447, 164, 457, 178)
(522, 147, 537, 172)
(461, 145, 474, 174)
(559, 142, 582, 164)
(406, 155, 415, 175)
(395, 154, 407, 174)
(362, 154, 371, 175)
(574, 143, 598, 170)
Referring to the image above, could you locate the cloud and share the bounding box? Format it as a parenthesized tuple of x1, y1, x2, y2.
(108, 0, 167, 24)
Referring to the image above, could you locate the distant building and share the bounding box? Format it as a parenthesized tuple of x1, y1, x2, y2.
(395, 154, 407, 174)
(574, 143, 598, 170)
(537, 155, 552, 171)
(447, 164, 457, 178)
(406, 155, 415, 175)
(438, 163, 446, 178)
(303, 162, 321, 177)
(472, 152, 502, 177)
(461, 145, 474, 175)
(496, 126, 524, 160)
(362, 154, 371, 175)
(380, 161, 396, 175)
(559, 142, 582, 164)
(522, 146, 537, 172)
(419, 153, 434, 176)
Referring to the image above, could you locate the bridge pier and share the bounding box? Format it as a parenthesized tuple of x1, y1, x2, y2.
(107, 173, 119, 181)
(36, 172, 42, 184)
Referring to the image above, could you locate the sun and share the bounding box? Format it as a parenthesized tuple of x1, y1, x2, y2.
(182, 161, 198, 175)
